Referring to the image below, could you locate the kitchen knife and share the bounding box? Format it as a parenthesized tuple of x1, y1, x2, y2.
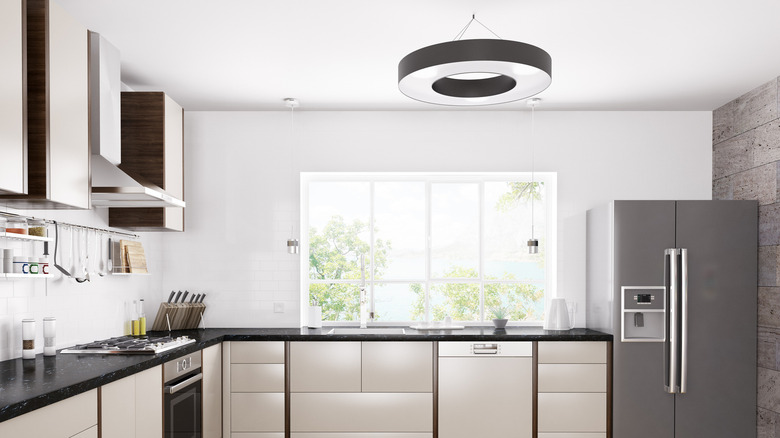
(199, 294, 206, 303)
(190, 294, 198, 303)
(167, 291, 176, 303)
(173, 290, 183, 303)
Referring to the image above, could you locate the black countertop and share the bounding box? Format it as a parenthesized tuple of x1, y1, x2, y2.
(0, 326, 611, 423)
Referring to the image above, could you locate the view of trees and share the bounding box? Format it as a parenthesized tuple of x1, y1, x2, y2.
(308, 181, 545, 322)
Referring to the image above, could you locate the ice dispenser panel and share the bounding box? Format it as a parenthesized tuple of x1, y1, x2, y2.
(621, 286, 665, 342)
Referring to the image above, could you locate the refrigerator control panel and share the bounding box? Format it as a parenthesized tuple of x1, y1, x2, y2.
(621, 286, 666, 343)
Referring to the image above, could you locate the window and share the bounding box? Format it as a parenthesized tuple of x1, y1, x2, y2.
(301, 173, 556, 324)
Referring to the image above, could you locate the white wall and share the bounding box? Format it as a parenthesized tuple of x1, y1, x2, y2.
(0, 206, 162, 360)
(159, 110, 712, 327)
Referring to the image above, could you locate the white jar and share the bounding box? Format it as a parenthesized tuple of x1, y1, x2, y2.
(13, 256, 29, 274)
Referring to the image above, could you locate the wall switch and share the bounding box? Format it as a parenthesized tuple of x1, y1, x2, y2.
(274, 302, 284, 313)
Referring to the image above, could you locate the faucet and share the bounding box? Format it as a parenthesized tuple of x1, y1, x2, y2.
(360, 254, 368, 328)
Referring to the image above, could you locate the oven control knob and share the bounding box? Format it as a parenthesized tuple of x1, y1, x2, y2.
(180, 359, 189, 371)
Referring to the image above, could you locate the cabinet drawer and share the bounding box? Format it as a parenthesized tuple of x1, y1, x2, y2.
(362, 342, 432, 392)
(292, 435, 432, 438)
(290, 393, 432, 432)
(538, 364, 607, 392)
(231, 364, 285, 392)
(538, 342, 607, 364)
(71, 425, 98, 438)
(538, 393, 607, 433)
(538, 434, 606, 438)
(231, 393, 285, 432)
(231, 434, 285, 438)
(290, 342, 361, 392)
(231, 342, 285, 364)
(0, 389, 97, 438)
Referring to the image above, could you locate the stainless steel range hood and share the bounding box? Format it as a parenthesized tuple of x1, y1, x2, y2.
(91, 155, 185, 208)
(88, 32, 185, 209)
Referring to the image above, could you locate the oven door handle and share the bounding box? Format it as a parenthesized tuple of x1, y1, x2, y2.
(164, 373, 203, 394)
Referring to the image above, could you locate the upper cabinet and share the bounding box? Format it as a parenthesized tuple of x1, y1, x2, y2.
(0, 0, 27, 195)
(0, 0, 90, 209)
(108, 92, 184, 231)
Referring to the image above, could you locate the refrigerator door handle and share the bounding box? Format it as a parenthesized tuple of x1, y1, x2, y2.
(680, 248, 688, 393)
(664, 248, 679, 394)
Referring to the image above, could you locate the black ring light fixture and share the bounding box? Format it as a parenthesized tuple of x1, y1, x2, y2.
(398, 28, 552, 106)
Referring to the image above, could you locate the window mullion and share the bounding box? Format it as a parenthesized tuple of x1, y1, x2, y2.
(369, 180, 375, 319)
(479, 181, 485, 322)
(425, 180, 432, 323)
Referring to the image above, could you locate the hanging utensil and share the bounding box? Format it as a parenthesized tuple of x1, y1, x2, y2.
(97, 232, 106, 277)
(107, 237, 113, 273)
(52, 222, 72, 278)
(73, 227, 88, 283)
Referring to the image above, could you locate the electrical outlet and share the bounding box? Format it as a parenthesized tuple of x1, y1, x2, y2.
(274, 302, 284, 313)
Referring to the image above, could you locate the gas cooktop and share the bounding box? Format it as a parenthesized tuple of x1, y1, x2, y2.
(61, 335, 195, 355)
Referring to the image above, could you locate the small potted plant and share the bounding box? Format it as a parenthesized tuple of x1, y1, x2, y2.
(491, 306, 509, 329)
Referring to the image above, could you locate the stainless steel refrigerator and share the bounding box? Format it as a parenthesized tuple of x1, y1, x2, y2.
(586, 200, 757, 438)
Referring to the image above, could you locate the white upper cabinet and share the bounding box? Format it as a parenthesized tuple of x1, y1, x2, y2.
(0, 0, 27, 195)
(0, 0, 90, 209)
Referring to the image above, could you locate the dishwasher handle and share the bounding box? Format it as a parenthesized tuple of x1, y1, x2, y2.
(472, 343, 499, 354)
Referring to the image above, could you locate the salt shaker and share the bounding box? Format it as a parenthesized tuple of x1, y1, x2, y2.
(43, 317, 56, 356)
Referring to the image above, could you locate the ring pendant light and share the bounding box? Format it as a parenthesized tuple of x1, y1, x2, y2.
(398, 15, 552, 106)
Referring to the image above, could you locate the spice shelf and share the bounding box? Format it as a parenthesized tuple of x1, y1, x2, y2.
(1, 232, 54, 242)
(3, 273, 53, 279)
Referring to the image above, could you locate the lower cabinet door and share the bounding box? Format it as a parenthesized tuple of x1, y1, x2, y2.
(231, 393, 285, 432)
(71, 425, 98, 438)
(290, 393, 432, 432)
(0, 389, 97, 438)
(292, 435, 433, 438)
(537, 434, 607, 438)
(538, 393, 607, 433)
(231, 434, 285, 438)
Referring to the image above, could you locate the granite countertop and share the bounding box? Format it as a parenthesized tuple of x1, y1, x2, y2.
(0, 326, 611, 423)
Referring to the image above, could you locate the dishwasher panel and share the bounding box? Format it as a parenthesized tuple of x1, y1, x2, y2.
(438, 342, 533, 438)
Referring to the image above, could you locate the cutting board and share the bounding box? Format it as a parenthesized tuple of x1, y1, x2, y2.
(121, 240, 147, 274)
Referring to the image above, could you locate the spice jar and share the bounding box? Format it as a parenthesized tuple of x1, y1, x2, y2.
(27, 219, 46, 237)
(6, 218, 27, 235)
(22, 319, 35, 359)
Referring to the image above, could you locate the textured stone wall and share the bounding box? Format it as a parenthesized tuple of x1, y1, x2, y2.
(712, 77, 780, 437)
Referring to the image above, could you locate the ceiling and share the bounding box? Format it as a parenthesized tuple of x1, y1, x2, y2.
(59, 0, 780, 111)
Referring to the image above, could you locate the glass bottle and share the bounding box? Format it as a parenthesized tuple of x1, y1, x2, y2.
(138, 299, 146, 336)
(131, 300, 140, 336)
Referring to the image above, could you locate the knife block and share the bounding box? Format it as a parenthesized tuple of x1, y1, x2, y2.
(151, 302, 206, 331)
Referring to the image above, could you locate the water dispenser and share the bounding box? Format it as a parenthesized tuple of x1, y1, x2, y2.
(621, 286, 665, 342)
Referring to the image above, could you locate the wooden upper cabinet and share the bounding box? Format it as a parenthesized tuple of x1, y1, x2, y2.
(109, 92, 184, 231)
(0, 0, 27, 195)
(0, 0, 90, 208)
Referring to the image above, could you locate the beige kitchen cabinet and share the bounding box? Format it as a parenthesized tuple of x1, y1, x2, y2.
(223, 341, 286, 438)
(0, 389, 97, 437)
(290, 341, 361, 392)
(292, 435, 431, 438)
(0, 0, 90, 208)
(290, 341, 434, 435)
(101, 365, 162, 438)
(290, 393, 432, 432)
(203, 343, 223, 438)
(71, 425, 98, 438)
(361, 341, 432, 392)
(537, 342, 609, 435)
(109, 92, 184, 231)
(0, 0, 27, 195)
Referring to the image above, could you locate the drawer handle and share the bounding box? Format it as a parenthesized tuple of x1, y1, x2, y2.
(472, 343, 498, 354)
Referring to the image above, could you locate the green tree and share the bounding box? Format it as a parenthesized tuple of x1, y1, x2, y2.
(495, 181, 543, 213)
(410, 267, 544, 321)
(309, 215, 390, 321)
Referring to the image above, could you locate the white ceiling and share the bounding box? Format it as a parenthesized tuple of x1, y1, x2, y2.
(59, 0, 780, 111)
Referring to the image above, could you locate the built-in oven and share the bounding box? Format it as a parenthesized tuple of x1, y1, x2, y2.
(163, 352, 202, 438)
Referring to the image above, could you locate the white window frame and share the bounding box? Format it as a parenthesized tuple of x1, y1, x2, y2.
(299, 172, 557, 326)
